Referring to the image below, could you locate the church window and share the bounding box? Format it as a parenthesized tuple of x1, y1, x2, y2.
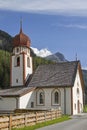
(36, 89, 45, 105)
(77, 82, 79, 87)
(31, 102, 34, 108)
(39, 92, 44, 104)
(54, 91, 59, 104)
(16, 79, 18, 83)
(27, 57, 30, 67)
(52, 89, 60, 105)
(17, 57, 20, 66)
(77, 88, 79, 95)
(14, 56, 20, 67)
(16, 48, 19, 53)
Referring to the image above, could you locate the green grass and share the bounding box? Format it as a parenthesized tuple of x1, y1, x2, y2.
(83, 105, 87, 112)
(12, 115, 71, 130)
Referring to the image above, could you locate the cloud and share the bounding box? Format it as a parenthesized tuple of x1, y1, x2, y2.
(31, 47, 52, 57)
(52, 23, 87, 29)
(0, 0, 87, 16)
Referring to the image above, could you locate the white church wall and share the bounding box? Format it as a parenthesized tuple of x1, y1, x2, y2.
(24, 55, 33, 80)
(19, 91, 35, 109)
(72, 69, 83, 115)
(34, 87, 72, 115)
(12, 55, 23, 86)
(65, 87, 71, 115)
(0, 97, 16, 111)
(60, 88, 64, 114)
(34, 88, 64, 111)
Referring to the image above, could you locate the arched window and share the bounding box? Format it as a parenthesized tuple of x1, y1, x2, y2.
(27, 57, 30, 67)
(16, 47, 20, 53)
(54, 91, 59, 104)
(52, 89, 60, 105)
(17, 57, 20, 66)
(39, 92, 44, 104)
(36, 89, 45, 105)
(77, 88, 79, 95)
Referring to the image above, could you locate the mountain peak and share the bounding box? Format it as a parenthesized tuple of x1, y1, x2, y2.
(45, 52, 67, 62)
(31, 47, 67, 62)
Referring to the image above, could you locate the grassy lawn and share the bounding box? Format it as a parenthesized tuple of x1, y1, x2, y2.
(12, 115, 71, 130)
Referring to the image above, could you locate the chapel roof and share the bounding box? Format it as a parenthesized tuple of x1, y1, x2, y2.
(28, 61, 80, 87)
(0, 87, 35, 97)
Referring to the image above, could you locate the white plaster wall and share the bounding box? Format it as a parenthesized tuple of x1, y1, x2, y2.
(34, 87, 72, 114)
(66, 87, 71, 115)
(25, 55, 33, 79)
(34, 88, 63, 111)
(0, 97, 16, 111)
(60, 88, 64, 114)
(19, 91, 35, 109)
(72, 70, 83, 115)
(12, 55, 23, 86)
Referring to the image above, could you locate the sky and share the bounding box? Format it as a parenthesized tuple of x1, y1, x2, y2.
(0, 0, 87, 68)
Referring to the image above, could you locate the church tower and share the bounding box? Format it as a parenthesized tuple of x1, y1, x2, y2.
(10, 22, 33, 87)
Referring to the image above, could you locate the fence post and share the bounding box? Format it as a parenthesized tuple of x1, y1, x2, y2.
(9, 114, 12, 130)
(36, 112, 37, 124)
(25, 113, 27, 126)
(44, 111, 46, 122)
(51, 111, 53, 120)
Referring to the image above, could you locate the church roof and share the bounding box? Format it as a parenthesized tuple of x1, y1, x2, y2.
(0, 87, 35, 97)
(29, 61, 80, 88)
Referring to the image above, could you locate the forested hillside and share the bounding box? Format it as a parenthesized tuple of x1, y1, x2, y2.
(0, 30, 13, 52)
(0, 50, 10, 88)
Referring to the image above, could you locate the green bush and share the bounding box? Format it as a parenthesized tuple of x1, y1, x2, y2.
(83, 105, 87, 112)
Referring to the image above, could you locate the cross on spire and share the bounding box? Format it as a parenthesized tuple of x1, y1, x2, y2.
(76, 53, 78, 61)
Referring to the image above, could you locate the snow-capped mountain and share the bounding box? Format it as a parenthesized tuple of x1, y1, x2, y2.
(31, 47, 52, 57)
(31, 47, 66, 62)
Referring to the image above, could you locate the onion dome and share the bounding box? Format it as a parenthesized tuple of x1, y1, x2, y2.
(13, 21, 31, 48)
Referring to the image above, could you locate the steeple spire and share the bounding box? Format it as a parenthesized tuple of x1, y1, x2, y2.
(20, 17, 22, 33)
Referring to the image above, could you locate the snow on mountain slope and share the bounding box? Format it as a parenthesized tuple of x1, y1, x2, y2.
(31, 47, 66, 62)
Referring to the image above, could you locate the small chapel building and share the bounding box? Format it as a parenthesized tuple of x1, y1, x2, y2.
(0, 25, 84, 115)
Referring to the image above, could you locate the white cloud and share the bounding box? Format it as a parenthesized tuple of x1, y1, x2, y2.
(52, 23, 87, 29)
(82, 67, 87, 70)
(31, 47, 52, 57)
(1, 0, 87, 15)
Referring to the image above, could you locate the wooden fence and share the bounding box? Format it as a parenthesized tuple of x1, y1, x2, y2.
(0, 110, 62, 130)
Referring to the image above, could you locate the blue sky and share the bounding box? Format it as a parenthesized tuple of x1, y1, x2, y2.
(0, 0, 87, 68)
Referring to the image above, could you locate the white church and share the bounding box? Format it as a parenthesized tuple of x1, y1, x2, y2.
(0, 25, 84, 115)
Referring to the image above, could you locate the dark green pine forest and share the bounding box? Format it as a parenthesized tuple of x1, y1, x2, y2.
(0, 50, 10, 88)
